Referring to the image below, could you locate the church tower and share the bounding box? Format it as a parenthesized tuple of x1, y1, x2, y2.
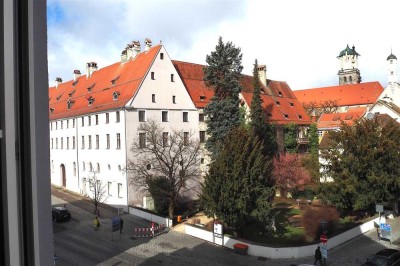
(337, 45, 361, 85)
(387, 51, 398, 84)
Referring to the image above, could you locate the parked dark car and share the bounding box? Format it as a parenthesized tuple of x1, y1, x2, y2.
(52, 207, 71, 222)
(363, 249, 400, 266)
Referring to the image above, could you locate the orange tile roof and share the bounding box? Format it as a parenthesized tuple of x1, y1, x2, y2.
(317, 106, 367, 129)
(173, 60, 311, 125)
(49, 45, 161, 120)
(293, 81, 384, 107)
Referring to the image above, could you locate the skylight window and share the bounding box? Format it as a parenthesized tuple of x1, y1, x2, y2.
(68, 90, 76, 97)
(111, 76, 120, 85)
(113, 91, 120, 101)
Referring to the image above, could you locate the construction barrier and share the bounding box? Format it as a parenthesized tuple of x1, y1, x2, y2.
(132, 224, 166, 238)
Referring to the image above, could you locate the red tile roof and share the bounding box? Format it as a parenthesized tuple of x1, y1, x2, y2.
(49, 45, 161, 120)
(293, 81, 384, 107)
(317, 106, 367, 129)
(173, 60, 311, 125)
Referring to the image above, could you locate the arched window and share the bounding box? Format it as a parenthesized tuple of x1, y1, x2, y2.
(97, 163, 100, 173)
(89, 162, 93, 172)
(343, 76, 347, 83)
(118, 165, 122, 171)
(82, 162, 85, 171)
(349, 76, 352, 82)
(73, 162, 76, 176)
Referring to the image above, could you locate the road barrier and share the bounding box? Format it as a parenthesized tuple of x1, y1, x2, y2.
(132, 224, 166, 238)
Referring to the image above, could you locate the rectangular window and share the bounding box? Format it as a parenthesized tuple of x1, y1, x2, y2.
(139, 110, 146, 122)
(73, 136, 75, 149)
(160, 53, 164, 60)
(116, 133, 121, 149)
(51, 122, 53, 130)
(73, 119, 75, 128)
(163, 132, 169, 147)
(96, 135, 99, 149)
(200, 131, 206, 143)
(106, 113, 109, 124)
(139, 133, 146, 148)
(88, 116, 91, 126)
(152, 94, 155, 103)
(183, 111, 189, 122)
(199, 113, 205, 122)
(61, 137, 63, 149)
(67, 137, 69, 149)
(82, 136, 85, 149)
(106, 134, 110, 149)
(116, 111, 120, 123)
(51, 138, 53, 149)
(61, 121, 63, 129)
(151, 72, 155, 80)
(184, 132, 189, 146)
(171, 74, 174, 82)
(95, 115, 99, 125)
(56, 138, 58, 149)
(88, 135, 92, 149)
(162, 111, 168, 122)
(172, 95, 176, 104)
(81, 117, 84, 127)
(56, 122, 58, 130)
(118, 183, 123, 198)
(67, 120, 69, 128)
(108, 182, 112, 196)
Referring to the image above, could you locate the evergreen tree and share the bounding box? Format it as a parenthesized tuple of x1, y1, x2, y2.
(302, 123, 320, 182)
(319, 117, 400, 213)
(250, 59, 277, 157)
(204, 37, 243, 157)
(284, 123, 298, 153)
(201, 127, 275, 236)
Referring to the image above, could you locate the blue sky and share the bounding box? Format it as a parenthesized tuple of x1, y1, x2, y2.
(47, 0, 400, 90)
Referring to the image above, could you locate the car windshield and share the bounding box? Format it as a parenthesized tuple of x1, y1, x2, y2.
(368, 255, 389, 266)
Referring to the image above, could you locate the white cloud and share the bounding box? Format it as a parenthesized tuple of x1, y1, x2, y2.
(48, 0, 400, 90)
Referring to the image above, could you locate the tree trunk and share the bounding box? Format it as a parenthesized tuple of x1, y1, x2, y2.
(168, 200, 174, 220)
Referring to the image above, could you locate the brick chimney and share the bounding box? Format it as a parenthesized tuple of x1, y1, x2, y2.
(257, 65, 267, 86)
(55, 77, 62, 88)
(144, 38, 152, 51)
(86, 62, 98, 78)
(73, 70, 81, 81)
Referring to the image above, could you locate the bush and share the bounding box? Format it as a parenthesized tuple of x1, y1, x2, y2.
(302, 206, 339, 241)
(148, 177, 172, 215)
(292, 187, 316, 200)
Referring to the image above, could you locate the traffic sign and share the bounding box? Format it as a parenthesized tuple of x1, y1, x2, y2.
(320, 234, 328, 243)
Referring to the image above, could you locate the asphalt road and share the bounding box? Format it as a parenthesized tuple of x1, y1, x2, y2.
(52, 187, 400, 266)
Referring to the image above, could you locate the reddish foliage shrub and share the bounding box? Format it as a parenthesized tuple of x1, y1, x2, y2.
(302, 206, 339, 241)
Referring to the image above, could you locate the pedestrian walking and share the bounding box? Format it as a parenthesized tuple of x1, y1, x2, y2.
(314, 246, 322, 265)
(119, 218, 123, 234)
(377, 226, 381, 241)
(93, 216, 100, 230)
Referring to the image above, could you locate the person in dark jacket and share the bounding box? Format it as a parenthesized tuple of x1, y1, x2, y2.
(314, 246, 322, 265)
(119, 218, 123, 234)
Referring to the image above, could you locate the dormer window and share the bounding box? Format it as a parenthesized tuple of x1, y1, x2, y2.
(87, 83, 95, 92)
(284, 114, 289, 119)
(275, 101, 280, 105)
(113, 91, 120, 101)
(290, 102, 294, 107)
(298, 115, 302, 119)
(278, 91, 282, 96)
(111, 76, 120, 86)
(68, 90, 76, 97)
(56, 94, 62, 101)
(50, 108, 55, 113)
(67, 100, 75, 110)
(200, 96, 206, 101)
(72, 80, 78, 87)
(86, 96, 95, 106)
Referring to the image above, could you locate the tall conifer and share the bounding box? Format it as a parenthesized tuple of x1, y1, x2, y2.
(203, 37, 243, 157)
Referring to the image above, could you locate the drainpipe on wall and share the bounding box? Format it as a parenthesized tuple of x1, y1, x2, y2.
(75, 117, 80, 191)
(124, 107, 129, 213)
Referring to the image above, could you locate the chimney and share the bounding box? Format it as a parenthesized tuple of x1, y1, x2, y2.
(144, 38, 152, 51)
(257, 65, 267, 86)
(55, 77, 62, 88)
(125, 41, 141, 61)
(73, 69, 81, 81)
(86, 62, 98, 78)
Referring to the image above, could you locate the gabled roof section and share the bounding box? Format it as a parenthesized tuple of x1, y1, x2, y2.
(49, 45, 161, 120)
(293, 81, 384, 108)
(317, 106, 367, 130)
(173, 60, 311, 125)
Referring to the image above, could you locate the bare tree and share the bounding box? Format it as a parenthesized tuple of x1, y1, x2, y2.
(127, 120, 201, 218)
(321, 99, 339, 114)
(86, 170, 109, 216)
